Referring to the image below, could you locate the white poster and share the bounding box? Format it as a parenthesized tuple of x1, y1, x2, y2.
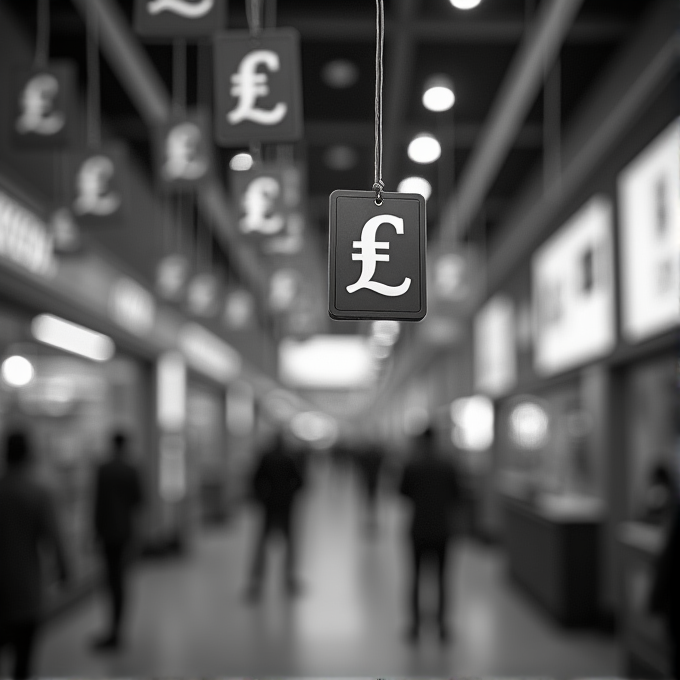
(532, 196, 615, 376)
(474, 294, 516, 397)
(618, 119, 680, 343)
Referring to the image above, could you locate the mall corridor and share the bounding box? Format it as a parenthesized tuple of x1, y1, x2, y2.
(39, 457, 618, 678)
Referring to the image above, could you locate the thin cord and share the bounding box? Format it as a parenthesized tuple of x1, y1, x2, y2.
(35, 0, 50, 66)
(373, 0, 385, 204)
(246, 0, 263, 36)
(172, 38, 187, 113)
(86, 1, 101, 147)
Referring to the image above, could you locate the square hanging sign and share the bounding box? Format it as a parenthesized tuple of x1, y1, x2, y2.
(153, 110, 213, 191)
(134, 0, 226, 39)
(67, 145, 128, 228)
(214, 29, 303, 145)
(329, 190, 427, 321)
(10, 62, 77, 147)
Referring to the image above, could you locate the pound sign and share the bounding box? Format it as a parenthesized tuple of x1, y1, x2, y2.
(16, 74, 65, 136)
(347, 214, 411, 296)
(162, 122, 207, 181)
(73, 156, 121, 216)
(147, 0, 214, 17)
(227, 50, 288, 126)
(240, 176, 285, 235)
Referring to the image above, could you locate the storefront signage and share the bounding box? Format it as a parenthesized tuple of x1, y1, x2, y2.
(214, 29, 303, 145)
(154, 111, 213, 190)
(474, 294, 517, 397)
(618, 119, 680, 343)
(328, 190, 427, 321)
(11, 62, 77, 147)
(532, 196, 615, 375)
(134, 0, 226, 38)
(109, 277, 156, 335)
(0, 188, 56, 277)
(68, 146, 128, 227)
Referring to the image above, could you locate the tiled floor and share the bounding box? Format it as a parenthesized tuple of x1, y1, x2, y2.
(40, 458, 620, 677)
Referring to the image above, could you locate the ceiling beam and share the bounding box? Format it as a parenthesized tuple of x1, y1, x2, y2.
(436, 0, 585, 246)
(68, 0, 268, 303)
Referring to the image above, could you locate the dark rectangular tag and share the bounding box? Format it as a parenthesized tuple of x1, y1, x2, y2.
(214, 29, 303, 145)
(329, 190, 427, 321)
(134, 0, 226, 38)
(11, 62, 77, 147)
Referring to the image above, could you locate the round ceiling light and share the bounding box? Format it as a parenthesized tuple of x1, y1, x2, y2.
(1, 355, 35, 387)
(422, 74, 455, 112)
(321, 59, 359, 89)
(229, 153, 253, 171)
(450, 0, 482, 9)
(407, 133, 441, 164)
(397, 176, 432, 200)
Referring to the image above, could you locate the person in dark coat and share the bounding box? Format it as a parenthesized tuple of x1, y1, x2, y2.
(650, 498, 680, 678)
(356, 441, 384, 534)
(91, 431, 144, 650)
(0, 429, 69, 679)
(399, 426, 460, 643)
(245, 431, 304, 601)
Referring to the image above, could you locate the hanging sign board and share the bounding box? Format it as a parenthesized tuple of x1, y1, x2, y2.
(154, 111, 213, 191)
(328, 190, 426, 321)
(213, 29, 303, 145)
(68, 146, 128, 227)
(11, 62, 77, 147)
(134, 0, 226, 38)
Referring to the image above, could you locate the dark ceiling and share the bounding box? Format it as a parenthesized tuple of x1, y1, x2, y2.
(6, 0, 651, 335)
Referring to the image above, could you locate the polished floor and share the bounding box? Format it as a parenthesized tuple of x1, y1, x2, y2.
(40, 457, 619, 677)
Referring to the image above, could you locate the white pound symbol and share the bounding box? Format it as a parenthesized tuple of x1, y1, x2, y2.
(73, 156, 121, 216)
(162, 122, 207, 181)
(227, 50, 288, 126)
(16, 74, 65, 136)
(347, 214, 411, 297)
(240, 176, 285, 235)
(146, 0, 214, 17)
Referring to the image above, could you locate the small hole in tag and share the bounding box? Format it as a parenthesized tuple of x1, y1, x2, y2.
(375, 198, 383, 206)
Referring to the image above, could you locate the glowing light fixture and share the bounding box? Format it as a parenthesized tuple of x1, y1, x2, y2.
(450, 0, 482, 9)
(422, 74, 455, 112)
(321, 59, 359, 88)
(408, 133, 441, 164)
(397, 176, 432, 200)
(508, 401, 550, 449)
(229, 152, 254, 171)
(450, 395, 494, 450)
(31, 314, 115, 362)
(1, 355, 35, 387)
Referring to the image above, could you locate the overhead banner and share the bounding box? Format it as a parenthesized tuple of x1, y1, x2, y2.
(154, 111, 213, 191)
(68, 146, 128, 227)
(231, 163, 304, 254)
(328, 190, 427, 321)
(134, 0, 226, 38)
(11, 63, 77, 147)
(214, 29, 303, 145)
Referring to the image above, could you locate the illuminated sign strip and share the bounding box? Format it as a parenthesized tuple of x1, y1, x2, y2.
(0, 189, 56, 277)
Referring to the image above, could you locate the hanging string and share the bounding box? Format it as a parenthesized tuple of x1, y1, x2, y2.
(373, 0, 385, 204)
(86, 1, 101, 147)
(34, 0, 50, 67)
(245, 0, 263, 37)
(172, 38, 187, 114)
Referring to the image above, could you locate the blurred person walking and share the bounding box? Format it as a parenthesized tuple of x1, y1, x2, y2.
(91, 432, 144, 651)
(356, 440, 384, 534)
(244, 430, 305, 601)
(650, 496, 680, 678)
(0, 429, 69, 679)
(399, 426, 460, 643)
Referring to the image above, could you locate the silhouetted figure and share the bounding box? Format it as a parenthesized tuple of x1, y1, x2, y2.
(399, 426, 460, 643)
(245, 432, 304, 601)
(650, 500, 680, 678)
(91, 432, 144, 651)
(0, 430, 69, 679)
(356, 442, 384, 533)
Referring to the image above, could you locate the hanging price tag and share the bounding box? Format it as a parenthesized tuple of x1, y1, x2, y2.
(329, 190, 427, 321)
(134, 0, 226, 38)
